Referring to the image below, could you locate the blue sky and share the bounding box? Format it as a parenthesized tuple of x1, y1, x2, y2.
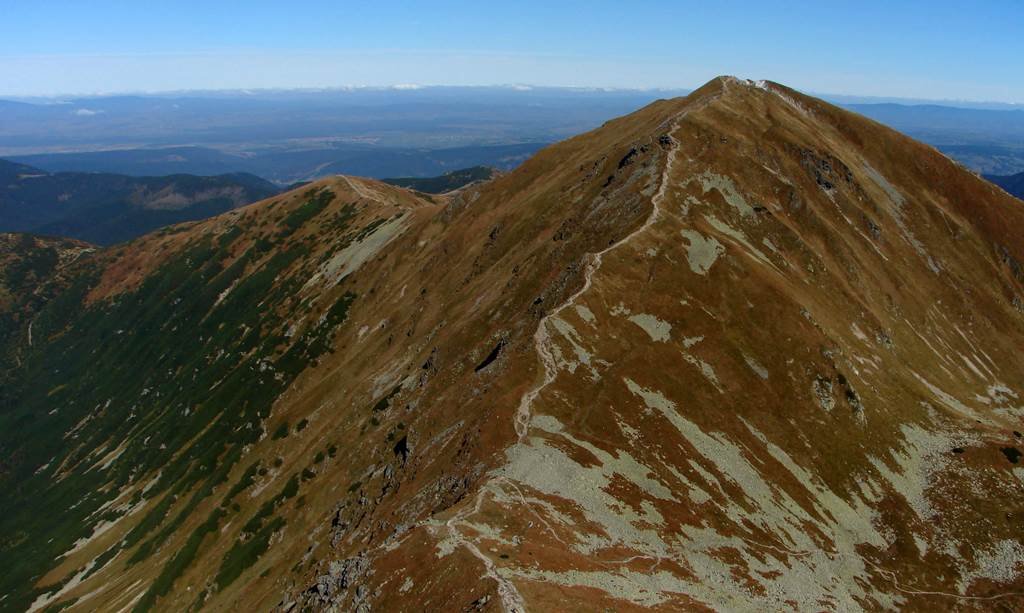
(1, 0, 1022, 102)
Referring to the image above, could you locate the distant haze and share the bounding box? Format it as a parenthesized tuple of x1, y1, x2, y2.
(4, 86, 1024, 180)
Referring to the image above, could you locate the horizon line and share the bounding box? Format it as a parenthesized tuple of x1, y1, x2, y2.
(3, 82, 1023, 110)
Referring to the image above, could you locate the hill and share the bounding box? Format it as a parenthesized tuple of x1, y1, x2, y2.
(0, 160, 280, 245)
(986, 171, 1024, 200)
(381, 166, 498, 193)
(2, 77, 1024, 611)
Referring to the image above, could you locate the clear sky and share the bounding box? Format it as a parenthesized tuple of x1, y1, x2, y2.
(1, 0, 1022, 102)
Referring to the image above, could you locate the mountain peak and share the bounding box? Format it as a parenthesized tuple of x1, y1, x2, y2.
(3, 80, 1024, 611)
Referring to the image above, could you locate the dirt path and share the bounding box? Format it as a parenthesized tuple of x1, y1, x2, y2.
(444, 103, 699, 612)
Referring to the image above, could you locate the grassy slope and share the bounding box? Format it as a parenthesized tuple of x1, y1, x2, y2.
(0, 184, 387, 610)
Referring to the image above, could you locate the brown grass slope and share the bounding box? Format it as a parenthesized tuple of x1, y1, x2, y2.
(15, 76, 1024, 612)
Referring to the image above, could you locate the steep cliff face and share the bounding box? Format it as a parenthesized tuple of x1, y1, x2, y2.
(3, 77, 1024, 612)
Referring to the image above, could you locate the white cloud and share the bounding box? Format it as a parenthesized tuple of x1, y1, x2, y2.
(73, 108, 102, 116)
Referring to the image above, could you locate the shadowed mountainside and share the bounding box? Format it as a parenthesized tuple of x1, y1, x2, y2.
(381, 166, 498, 194)
(986, 170, 1024, 200)
(0, 160, 280, 245)
(2, 77, 1024, 611)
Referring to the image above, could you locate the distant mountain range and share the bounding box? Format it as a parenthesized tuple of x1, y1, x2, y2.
(0, 160, 279, 245)
(986, 170, 1024, 200)
(8, 143, 544, 186)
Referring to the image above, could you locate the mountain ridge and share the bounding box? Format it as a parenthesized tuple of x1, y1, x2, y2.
(3, 76, 1024, 611)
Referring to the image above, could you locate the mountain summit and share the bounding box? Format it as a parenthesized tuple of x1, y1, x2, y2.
(2, 77, 1024, 611)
